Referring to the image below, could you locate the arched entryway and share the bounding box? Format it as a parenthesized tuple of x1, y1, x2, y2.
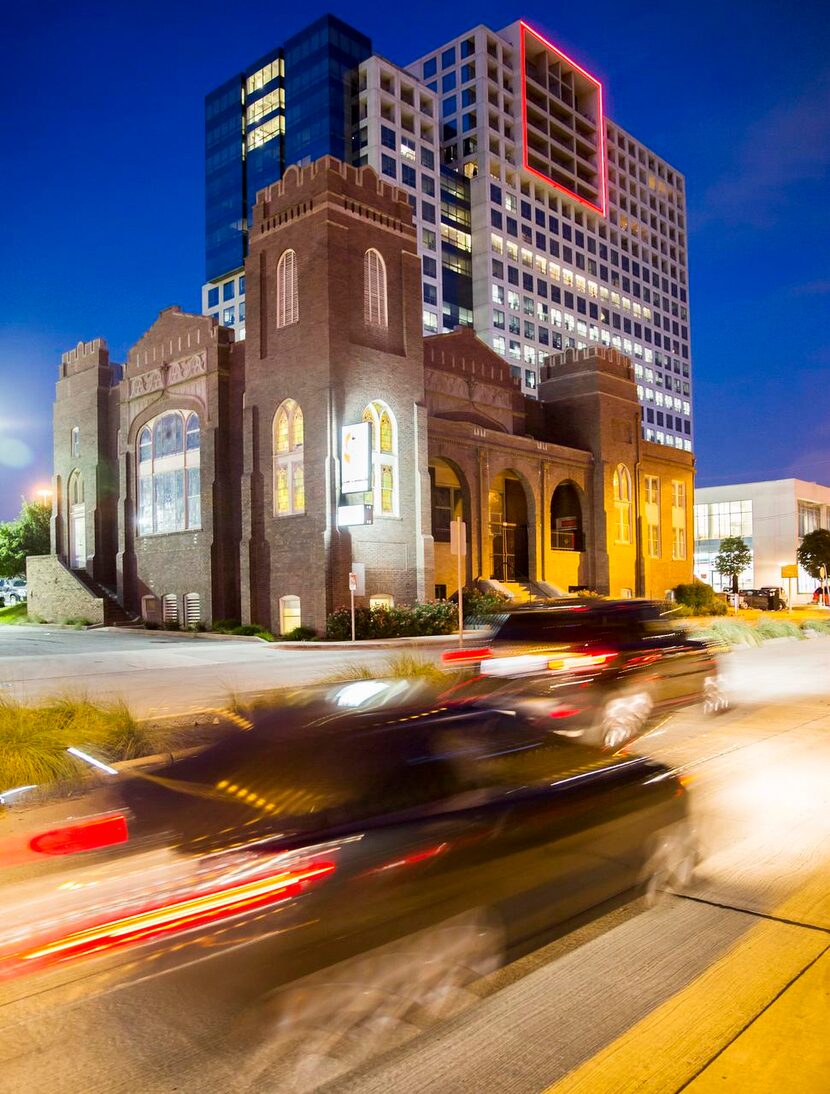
(550, 481, 584, 552)
(68, 470, 85, 569)
(429, 458, 470, 598)
(489, 470, 529, 581)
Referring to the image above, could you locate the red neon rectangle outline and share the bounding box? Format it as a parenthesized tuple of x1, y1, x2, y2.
(519, 20, 607, 217)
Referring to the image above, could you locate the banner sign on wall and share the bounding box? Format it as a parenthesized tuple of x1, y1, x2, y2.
(341, 422, 371, 494)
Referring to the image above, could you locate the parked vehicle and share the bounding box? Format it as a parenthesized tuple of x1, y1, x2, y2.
(739, 587, 786, 611)
(443, 599, 728, 750)
(812, 586, 830, 607)
(0, 684, 695, 1085)
(719, 590, 747, 609)
(1, 578, 27, 604)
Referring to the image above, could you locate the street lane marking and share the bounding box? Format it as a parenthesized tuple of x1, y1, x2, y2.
(541, 915, 828, 1094)
(681, 951, 830, 1092)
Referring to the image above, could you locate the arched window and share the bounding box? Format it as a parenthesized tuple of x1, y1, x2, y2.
(279, 595, 301, 634)
(273, 399, 304, 515)
(70, 426, 80, 457)
(364, 248, 388, 328)
(550, 481, 583, 551)
(276, 248, 298, 328)
(362, 401, 398, 516)
(612, 464, 632, 545)
(136, 411, 201, 536)
(68, 469, 84, 506)
(68, 469, 86, 568)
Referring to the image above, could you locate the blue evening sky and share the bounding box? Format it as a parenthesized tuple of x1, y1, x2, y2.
(1, 0, 828, 519)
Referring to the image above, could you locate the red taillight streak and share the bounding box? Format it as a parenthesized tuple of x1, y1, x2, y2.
(549, 707, 581, 719)
(29, 814, 129, 856)
(442, 647, 492, 664)
(547, 651, 616, 673)
(2, 860, 335, 977)
(404, 843, 447, 865)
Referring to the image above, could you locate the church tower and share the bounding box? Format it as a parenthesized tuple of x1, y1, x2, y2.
(240, 156, 434, 633)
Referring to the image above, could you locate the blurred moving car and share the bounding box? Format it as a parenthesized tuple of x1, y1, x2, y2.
(0, 683, 695, 1088)
(444, 599, 727, 750)
(812, 585, 830, 607)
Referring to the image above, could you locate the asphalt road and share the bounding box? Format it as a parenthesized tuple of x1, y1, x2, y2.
(1, 636, 828, 1092)
(0, 626, 447, 716)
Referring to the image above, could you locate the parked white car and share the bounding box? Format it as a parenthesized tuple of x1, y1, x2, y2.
(0, 578, 27, 604)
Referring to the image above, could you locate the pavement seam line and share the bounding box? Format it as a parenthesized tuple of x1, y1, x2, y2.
(670, 891, 830, 936)
(539, 910, 828, 1093)
(657, 710, 830, 779)
(672, 942, 830, 1094)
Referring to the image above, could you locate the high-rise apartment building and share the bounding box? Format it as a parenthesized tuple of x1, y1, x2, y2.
(203, 15, 372, 337)
(203, 16, 692, 450)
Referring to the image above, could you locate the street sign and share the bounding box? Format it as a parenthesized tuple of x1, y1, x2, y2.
(450, 518, 467, 557)
(349, 563, 365, 596)
(348, 572, 358, 592)
(337, 504, 374, 527)
(781, 564, 798, 579)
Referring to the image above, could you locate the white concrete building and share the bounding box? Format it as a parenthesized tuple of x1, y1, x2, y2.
(694, 479, 830, 603)
(407, 20, 692, 450)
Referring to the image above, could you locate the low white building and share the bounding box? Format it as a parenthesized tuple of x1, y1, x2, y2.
(694, 478, 830, 604)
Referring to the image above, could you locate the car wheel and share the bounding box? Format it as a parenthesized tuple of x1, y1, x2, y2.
(236, 907, 503, 1091)
(597, 688, 653, 750)
(9, 595, 18, 604)
(702, 675, 729, 716)
(641, 821, 698, 907)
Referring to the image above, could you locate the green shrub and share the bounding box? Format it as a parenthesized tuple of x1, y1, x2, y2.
(754, 618, 803, 641)
(325, 601, 458, 640)
(212, 619, 241, 633)
(673, 581, 725, 615)
(230, 623, 274, 640)
(462, 588, 508, 624)
(663, 603, 696, 618)
(281, 625, 317, 641)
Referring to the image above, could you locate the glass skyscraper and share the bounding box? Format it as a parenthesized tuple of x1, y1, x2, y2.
(204, 15, 371, 286)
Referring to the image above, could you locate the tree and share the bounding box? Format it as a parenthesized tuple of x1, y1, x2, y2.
(797, 529, 830, 584)
(0, 499, 51, 578)
(714, 535, 752, 593)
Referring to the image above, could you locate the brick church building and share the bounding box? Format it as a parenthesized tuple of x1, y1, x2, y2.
(30, 157, 694, 632)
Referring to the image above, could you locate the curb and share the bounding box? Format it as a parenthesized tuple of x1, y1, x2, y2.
(265, 631, 485, 651)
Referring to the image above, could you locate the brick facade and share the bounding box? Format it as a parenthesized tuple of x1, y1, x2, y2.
(36, 156, 694, 630)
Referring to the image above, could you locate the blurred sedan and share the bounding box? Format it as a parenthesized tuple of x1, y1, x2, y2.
(444, 599, 728, 749)
(0, 683, 695, 1088)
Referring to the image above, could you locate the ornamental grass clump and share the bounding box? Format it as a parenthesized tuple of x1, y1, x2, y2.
(753, 618, 803, 641)
(0, 695, 152, 791)
(323, 653, 453, 688)
(697, 619, 762, 648)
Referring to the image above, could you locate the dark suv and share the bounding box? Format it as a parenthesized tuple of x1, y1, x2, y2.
(739, 587, 787, 610)
(445, 599, 726, 749)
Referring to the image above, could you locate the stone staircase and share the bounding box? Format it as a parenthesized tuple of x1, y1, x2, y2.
(70, 569, 139, 626)
(479, 578, 564, 604)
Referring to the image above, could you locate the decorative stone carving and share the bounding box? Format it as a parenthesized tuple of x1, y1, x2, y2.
(128, 369, 164, 398)
(168, 352, 207, 387)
